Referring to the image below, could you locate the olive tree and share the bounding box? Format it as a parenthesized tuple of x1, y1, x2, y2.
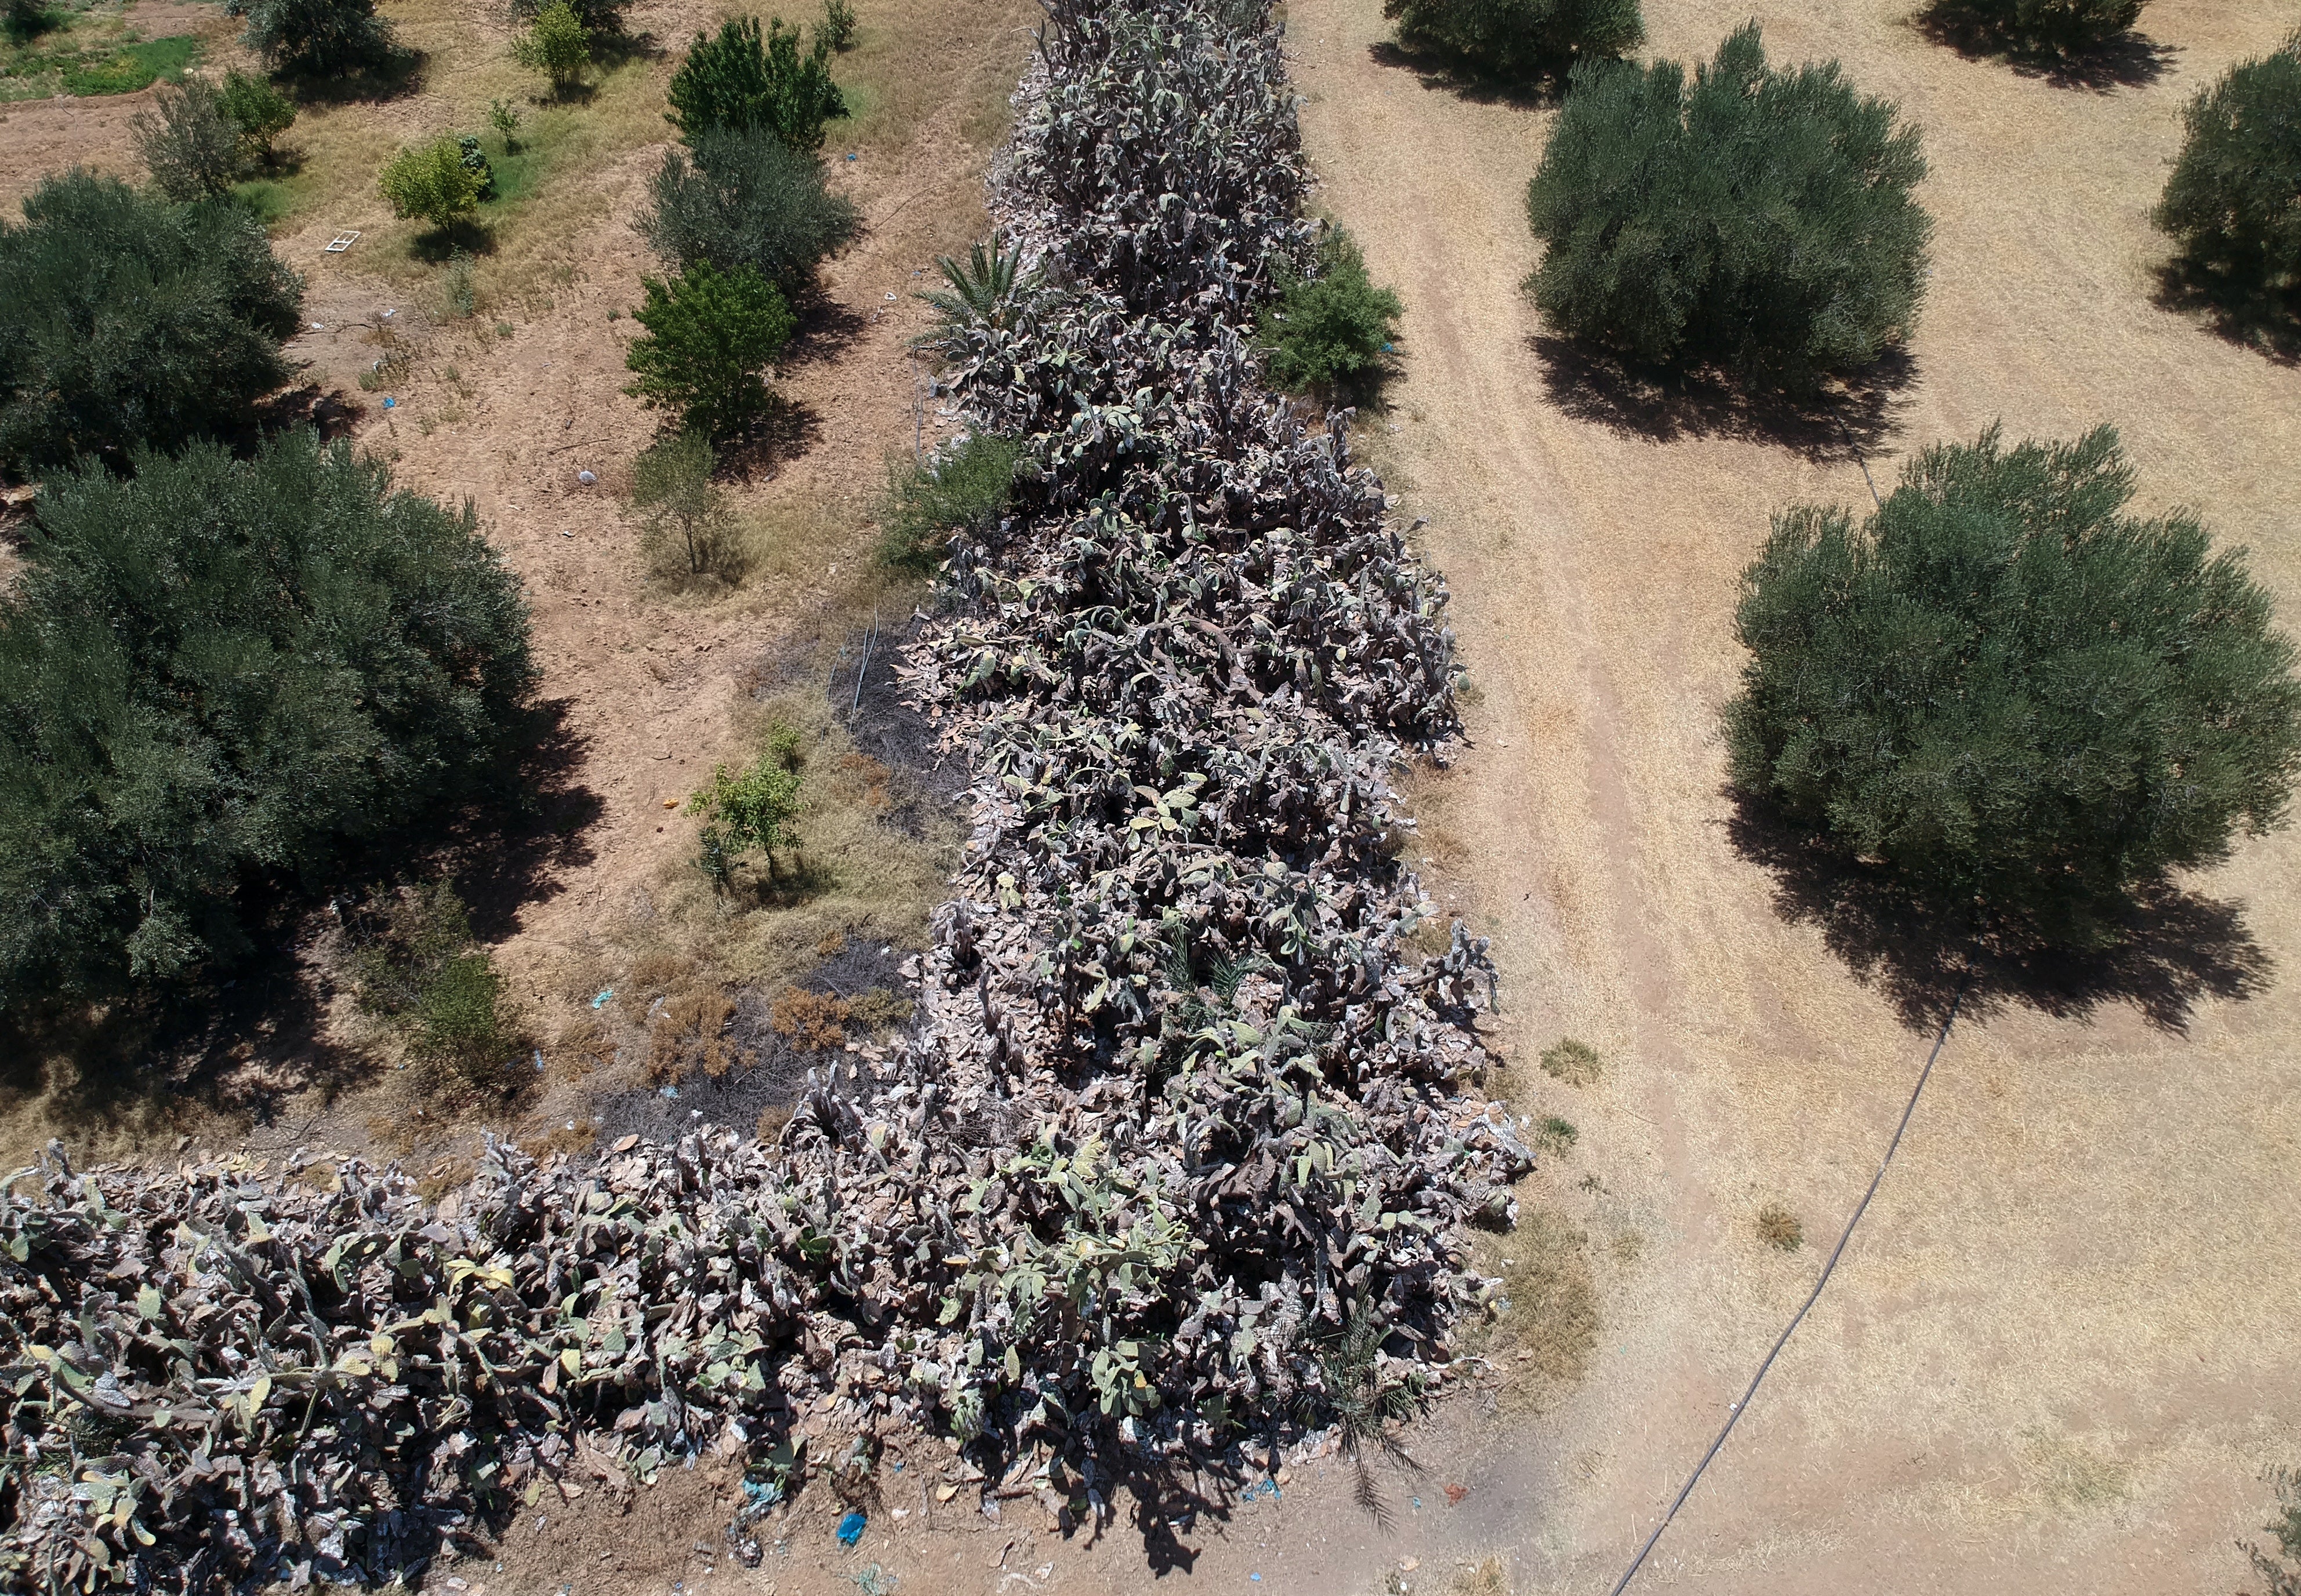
(0, 432, 535, 999)
(1525, 24, 1930, 391)
(0, 172, 302, 480)
(1726, 425, 2301, 946)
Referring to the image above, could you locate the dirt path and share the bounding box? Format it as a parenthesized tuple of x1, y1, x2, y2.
(1269, 0, 2301, 1590)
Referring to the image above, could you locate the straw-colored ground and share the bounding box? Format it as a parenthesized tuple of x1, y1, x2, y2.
(1260, 0, 2301, 1589)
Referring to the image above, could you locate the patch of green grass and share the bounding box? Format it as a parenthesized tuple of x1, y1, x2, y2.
(230, 179, 297, 227)
(477, 132, 547, 208)
(5, 28, 201, 97)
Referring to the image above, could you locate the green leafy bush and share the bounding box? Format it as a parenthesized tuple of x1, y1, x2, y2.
(1921, 0, 2144, 53)
(631, 429, 743, 580)
(622, 259, 795, 439)
(512, 0, 590, 94)
(0, 431, 536, 999)
(510, 0, 622, 34)
(666, 14, 845, 151)
(5, 0, 63, 43)
(219, 67, 296, 163)
(235, 0, 397, 75)
(636, 124, 859, 289)
(1382, 0, 1641, 79)
(2246, 1468, 2301, 1596)
(1254, 226, 1402, 396)
(131, 76, 246, 201)
(0, 172, 301, 480)
(379, 136, 485, 227)
(689, 742, 804, 888)
(488, 96, 522, 148)
(877, 432, 1023, 571)
(1525, 24, 1930, 391)
(351, 881, 527, 1095)
(2153, 35, 2301, 297)
(820, 0, 856, 50)
(1725, 425, 2301, 946)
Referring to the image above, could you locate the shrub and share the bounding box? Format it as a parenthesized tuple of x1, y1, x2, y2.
(666, 15, 845, 151)
(440, 249, 478, 318)
(5, 0, 62, 42)
(877, 432, 1022, 571)
(1725, 425, 2301, 947)
(916, 232, 1042, 336)
(350, 879, 527, 1095)
(219, 68, 296, 165)
(488, 96, 522, 148)
(1254, 226, 1402, 395)
(2246, 1468, 2301, 1596)
(456, 133, 496, 199)
(689, 746, 804, 888)
(622, 259, 795, 439)
(1525, 24, 1930, 391)
(820, 0, 856, 50)
(236, 0, 397, 75)
(1538, 1037, 1602, 1085)
(2153, 36, 2301, 297)
(1755, 1204, 1803, 1251)
(0, 431, 535, 999)
(132, 77, 248, 202)
(1382, 0, 1642, 79)
(1921, 0, 2144, 53)
(512, 0, 591, 95)
(0, 172, 301, 480)
(509, 0, 622, 35)
(631, 429, 743, 580)
(1533, 1116, 1578, 1156)
(379, 137, 485, 228)
(636, 124, 859, 290)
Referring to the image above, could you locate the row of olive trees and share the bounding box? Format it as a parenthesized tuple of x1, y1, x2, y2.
(1482, 19, 2301, 946)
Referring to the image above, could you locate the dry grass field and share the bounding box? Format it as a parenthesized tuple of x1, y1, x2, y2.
(1268, 0, 2301, 1589)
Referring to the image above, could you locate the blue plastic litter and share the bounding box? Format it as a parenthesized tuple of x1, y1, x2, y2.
(533, 1049, 546, 1072)
(845, 151, 858, 161)
(659, 1085, 680, 1100)
(836, 1510, 867, 1547)
(1381, 342, 1395, 352)
(1250, 1576, 1262, 1584)
(382, 397, 396, 408)
(592, 988, 614, 1009)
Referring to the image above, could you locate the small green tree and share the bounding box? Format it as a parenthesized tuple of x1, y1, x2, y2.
(631, 430, 742, 580)
(2153, 35, 2301, 299)
(666, 15, 845, 151)
(219, 68, 296, 165)
(488, 96, 523, 150)
(0, 172, 302, 480)
(622, 259, 795, 439)
(132, 77, 247, 201)
(1525, 24, 1930, 391)
(820, 0, 856, 50)
(1254, 226, 1403, 395)
(350, 879, 527, 1094)
(509, 0, 622, 35)
(237, 0, 398, 75)
(878, 432, 1022, 572)
(688, 743, 804, 888)
(1921, 0, 2144, 54)
(0, 431, 535, 999)
(636, 124, 859, 290)
(1383, 0, 1642, 79)
(379, 137, 485, 228)
(1725, 425, 2301, 947)
(513, 0, 591, 96)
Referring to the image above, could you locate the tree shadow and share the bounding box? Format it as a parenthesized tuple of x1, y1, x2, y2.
(281, 48, 428, 106)
(1911, 6, 2176, 91)
(2151, 257, 2301, 365)
(1723, 787, 2275, 1034)
(0, 700, 602, 1151)
(1366, 39, 1567, 109)
(410, 217, 497, 263)
(778, 291, 869, 375)
(1530, 335, 1917, 463)
(719, 395, 826, 478)
(589, 27, 664, 70)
